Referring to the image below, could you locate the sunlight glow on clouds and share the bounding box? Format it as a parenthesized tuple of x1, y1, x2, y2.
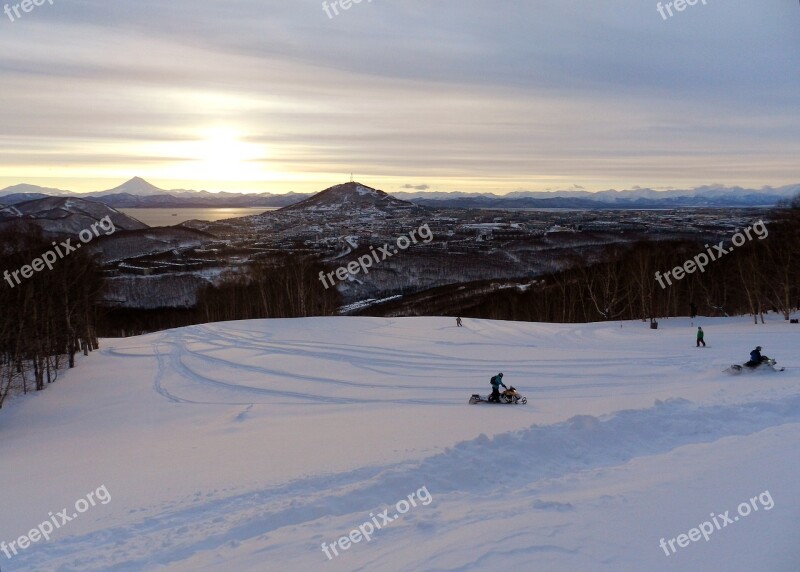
(0, 1, 798, 194)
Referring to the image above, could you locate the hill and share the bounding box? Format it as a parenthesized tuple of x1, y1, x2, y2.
(0, 196, 148, 235)
(1, 316, 798, 571)
(279, 181, 422, 216)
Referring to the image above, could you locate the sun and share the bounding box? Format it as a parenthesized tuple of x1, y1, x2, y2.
(192, 127, 266, 181)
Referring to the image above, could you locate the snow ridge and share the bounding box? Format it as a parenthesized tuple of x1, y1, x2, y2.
(12, 393, 800, 571)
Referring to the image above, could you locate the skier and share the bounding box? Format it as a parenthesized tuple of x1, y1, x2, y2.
(745, 346, 765, 368)
(489, 373, 506, 403)
(696, 327, 705, 347)
(456, 317, 463, 327)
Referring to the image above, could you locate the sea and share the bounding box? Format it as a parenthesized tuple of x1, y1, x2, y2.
(118, 207, 278, 227)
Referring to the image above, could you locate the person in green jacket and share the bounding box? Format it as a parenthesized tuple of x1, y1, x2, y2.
(696, 327, 706, 347)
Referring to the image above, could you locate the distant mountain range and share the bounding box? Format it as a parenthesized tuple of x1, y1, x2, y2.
(395, 185, 800, 209)
(0, 178, 306, 208)
(1, 177, 798, 209)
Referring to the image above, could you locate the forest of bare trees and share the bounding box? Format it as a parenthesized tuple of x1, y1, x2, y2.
(100, 255, 341, 337)
(399, 206, 800, 325)
(196, 257, 340, 322)
(0, 229, 104, 408)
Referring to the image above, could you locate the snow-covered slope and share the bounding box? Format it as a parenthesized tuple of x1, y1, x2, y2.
(0, 196, 148, 235)
(278, 181, 421, 216)
(1, 316, 798, 571)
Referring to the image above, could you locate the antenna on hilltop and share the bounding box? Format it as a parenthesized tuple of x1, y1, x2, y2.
(350, 173, 354, 183)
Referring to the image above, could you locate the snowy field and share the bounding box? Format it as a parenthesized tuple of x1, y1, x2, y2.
(1, 315, 799, 571)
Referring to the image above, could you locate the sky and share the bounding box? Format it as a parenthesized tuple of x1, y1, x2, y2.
(0, 1, 798, 195)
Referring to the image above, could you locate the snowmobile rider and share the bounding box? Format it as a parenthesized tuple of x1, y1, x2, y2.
(490, 373, 506, 402)
(746, 346, 765, 367)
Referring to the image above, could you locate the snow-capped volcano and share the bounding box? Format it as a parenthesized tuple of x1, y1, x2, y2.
(95, 176, 169, 197)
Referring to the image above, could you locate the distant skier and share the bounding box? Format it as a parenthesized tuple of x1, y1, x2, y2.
(489, 373, 506, 403)
(456, 317, 463, 327)
(745, 346, 765, 368)
(696, 327, 705, 347)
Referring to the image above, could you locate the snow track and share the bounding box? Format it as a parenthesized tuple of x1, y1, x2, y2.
(9, 393, 800, 571)
(2, 316, 798, 571)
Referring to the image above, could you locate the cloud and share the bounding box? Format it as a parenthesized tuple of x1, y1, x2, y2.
(0, 1, 798, 193)
(402, 184, 430, 190)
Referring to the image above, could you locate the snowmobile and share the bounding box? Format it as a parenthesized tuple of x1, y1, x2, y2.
(469, 386, 527, 405)
(724, 357, 784, 375)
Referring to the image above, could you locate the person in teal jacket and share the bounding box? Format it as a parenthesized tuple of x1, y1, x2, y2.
(489, 373, 506, 402)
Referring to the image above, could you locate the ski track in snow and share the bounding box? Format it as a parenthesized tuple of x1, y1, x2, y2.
(11, 393, 800, 571)
(2, 316, 799, 571)
(135, 323, 696, 406)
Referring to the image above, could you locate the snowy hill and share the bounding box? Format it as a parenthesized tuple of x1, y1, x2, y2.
(279, 181, 422, 216)
(0, 196, 148, 235)
(1, 316, 798, 571)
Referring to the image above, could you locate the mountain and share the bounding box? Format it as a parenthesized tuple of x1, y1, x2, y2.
(408, 195, 603, 209)
(2, 178, 798, 210)
(0, 183, 74, 197)
(279, 181, 422, 215)
(88, 192, 218, 208)
(87, 178, 309, 207)
(397, 184, 800, 208)
(0, 178, 310, 208)
(91, 190, 306, 208)
(0, 192, 51, 205)
(93, 176, 168, 197)
(0, 196, 149, 235)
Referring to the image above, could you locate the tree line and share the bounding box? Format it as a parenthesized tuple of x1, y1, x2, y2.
(0, 230, 339, 406)
(0, 229, 103, 408)
(99, 255, 340, 336)
(403, 207, 800, 324)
